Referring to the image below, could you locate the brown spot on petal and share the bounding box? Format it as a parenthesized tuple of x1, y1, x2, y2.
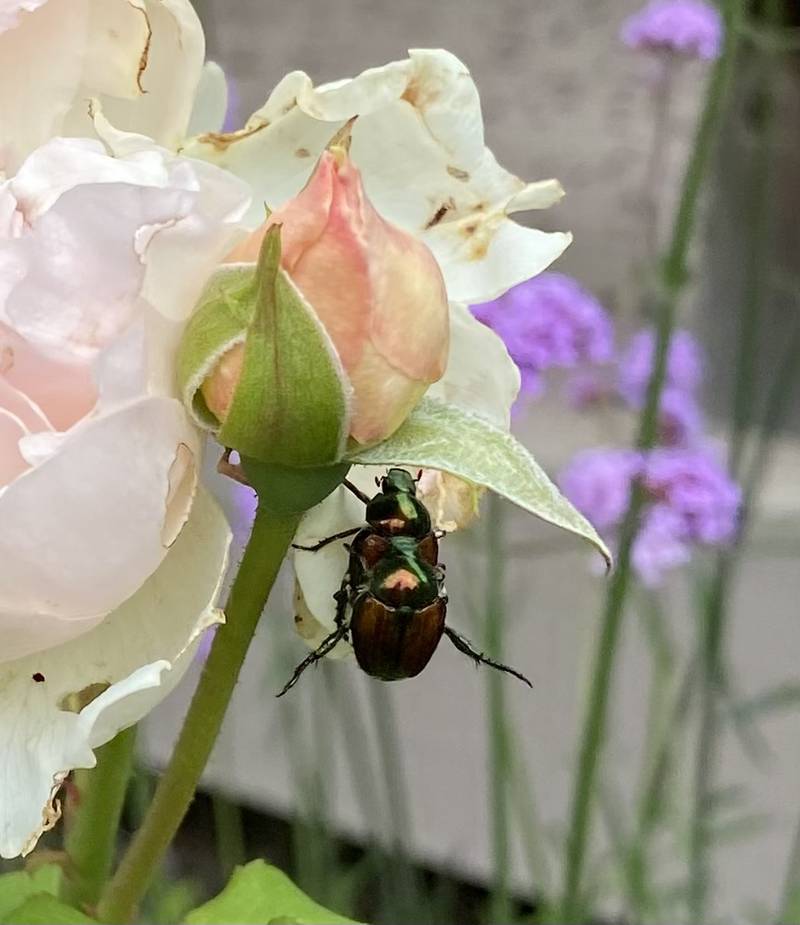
(58, 682, 111, 714)
(0, 345, 13, 374)
(447, 165, 470, 182)
(295, 147, 311, 158)
(32, 672, 45, 683)
(198, 119, 270, 151)
(424, 196, 457, 230)
(162, 443, 197, 547)
(134, 6, 153, 94)
(282, 97, 297, 115)
(402, 77, 441, 111)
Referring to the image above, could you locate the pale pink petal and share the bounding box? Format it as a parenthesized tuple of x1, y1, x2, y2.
(0, 407, 28, 486)
(0, 322, 96, 430)
(0, 396, 200, 662)
(0, 0, 87, 173)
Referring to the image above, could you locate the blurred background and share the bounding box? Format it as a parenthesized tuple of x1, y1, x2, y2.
(129, 1, 800, 922)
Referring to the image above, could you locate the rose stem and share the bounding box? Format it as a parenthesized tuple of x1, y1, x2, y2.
(96, 505, 301, 924)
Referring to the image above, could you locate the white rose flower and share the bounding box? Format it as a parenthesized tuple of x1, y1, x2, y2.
(0, 130, 249, 858)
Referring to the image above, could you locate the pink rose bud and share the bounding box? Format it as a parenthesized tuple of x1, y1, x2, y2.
(203, 147, 450, 446)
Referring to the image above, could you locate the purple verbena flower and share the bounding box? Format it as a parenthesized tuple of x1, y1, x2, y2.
(558, 448, 643, 532)
(560, 443, 741, 586)
(472, 273, 614, 399)
(632, 504, 692, 587)
(620, 0, 723, 60)
(657, 387, 703, 446)
(565, 367, 617, 410)
(618, 327, 704, 408)
(642, 447, 741, 545)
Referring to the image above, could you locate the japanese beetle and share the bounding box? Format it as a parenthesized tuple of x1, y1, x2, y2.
(278, 469, 531, 696)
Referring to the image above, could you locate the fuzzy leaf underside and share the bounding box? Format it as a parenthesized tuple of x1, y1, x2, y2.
(347, 396, 611, 566)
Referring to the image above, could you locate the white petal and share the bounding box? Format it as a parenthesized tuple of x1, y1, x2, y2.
(427, 302, 519, 429)
(186, 61, 229, 137)
(293, 468, 380, 635)
(0, 397, 200, 662)
(183, 48, 568, 303)
(63, 0, 205, 150)
(0, 486, 229, 859)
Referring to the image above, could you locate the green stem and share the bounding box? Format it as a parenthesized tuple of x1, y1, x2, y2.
(485, 494, 512, 924)
(211, 793, 247, 881)
(689, 4, 780, 917)
(62, 727, 137, 913)
(96, 505, 301, 924)
(369, 681, 425, 923)
(778, 807, 800, 924)
(558, 6, 743, 918)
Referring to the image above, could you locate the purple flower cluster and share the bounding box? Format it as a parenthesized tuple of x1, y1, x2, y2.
(618, 327, 705, 447)
(471, 273, 614, 399)
(559, 446, 740, 586)
(620, 0, 723, 60)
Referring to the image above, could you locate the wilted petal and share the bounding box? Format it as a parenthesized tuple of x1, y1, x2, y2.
(183, 48, 569, 304)
(0, 487, 229, 859)
(63, 0, 205, 151)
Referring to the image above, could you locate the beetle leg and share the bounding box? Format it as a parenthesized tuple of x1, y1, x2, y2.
(292, 527, 361, 553)
(333, 580, 351, 629)
(444, 627, 532, 689)
(344, 478, 372, 505)
(275, 626, 349, 697)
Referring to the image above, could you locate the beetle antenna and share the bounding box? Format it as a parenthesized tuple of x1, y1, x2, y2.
(343, 478, 372, 505)
(292, 527, 361, 553)
(444, 627, 532, 688)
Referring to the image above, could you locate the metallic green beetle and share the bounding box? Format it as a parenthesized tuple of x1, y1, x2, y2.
(278, 469, 531, 696)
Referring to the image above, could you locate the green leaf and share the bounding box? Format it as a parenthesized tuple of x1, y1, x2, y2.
(219, 226, 351, 467)
(0, 867, 62, 920)
(347, 397, 611, 565)
(2, 893, 96, 924)
(183, 861, 358, 925)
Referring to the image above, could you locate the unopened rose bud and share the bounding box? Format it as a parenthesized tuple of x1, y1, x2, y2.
(205, 146, 450, 446)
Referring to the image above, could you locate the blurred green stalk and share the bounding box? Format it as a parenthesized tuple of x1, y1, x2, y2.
(63, 727, 137, 912)
(558, 3, 744, 918)
(211, 792, 247, 881)
(484, 493, 513, 923)
(688, 2, 783, 918)
(368, 681, 428, 923)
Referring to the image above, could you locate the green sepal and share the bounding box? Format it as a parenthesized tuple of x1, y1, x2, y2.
(177, 264, 256, 430)
(218, 226, 351, 467)
(183, 860, 357, 924)
(241, 457, 351, 514)
(346, 396, 612, 567)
